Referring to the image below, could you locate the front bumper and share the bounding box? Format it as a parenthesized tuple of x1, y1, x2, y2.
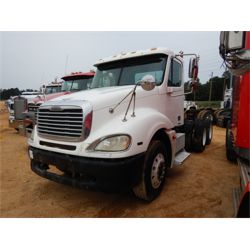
(29, 146, 144, 192)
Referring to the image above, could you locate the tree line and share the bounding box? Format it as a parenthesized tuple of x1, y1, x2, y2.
(0, 88, 38, 100)
(185, 75, 230, 101)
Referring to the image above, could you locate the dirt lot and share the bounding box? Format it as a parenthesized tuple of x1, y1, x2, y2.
(0, 102, 240, 217)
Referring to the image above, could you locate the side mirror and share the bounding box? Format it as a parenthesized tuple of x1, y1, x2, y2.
(141, 81, 156, 91)
(140, 75, 156, 91)
(220, 31, 244, 52)
(188, 57, 199, 80)
(185, 80, 193, 91)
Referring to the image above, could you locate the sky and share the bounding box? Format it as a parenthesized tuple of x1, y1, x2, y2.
(0, 32, 225, 90)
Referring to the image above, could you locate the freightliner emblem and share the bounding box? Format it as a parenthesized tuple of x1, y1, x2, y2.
(50, 106, 63, 111)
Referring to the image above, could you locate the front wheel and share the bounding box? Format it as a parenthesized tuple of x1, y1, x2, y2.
(133, 140, 168, 202)
(184, 119, 194, 152)
(192, 119, 206, 152)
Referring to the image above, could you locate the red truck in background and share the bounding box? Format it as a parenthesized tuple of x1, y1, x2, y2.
(27, 71, 95, 115)
(12, 71, 95, 135)
(219, 31, 250, 218)
(25, 71, 95, 134)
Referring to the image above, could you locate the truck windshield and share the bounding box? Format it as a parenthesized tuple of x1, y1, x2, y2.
(91, 54, 167, 88)
(61, 79, 92, 92)
(45, 86, 62, 94)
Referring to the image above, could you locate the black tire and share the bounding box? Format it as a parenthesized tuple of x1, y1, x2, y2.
(216, 109, 231, 126)
(197, 109, 205, 119)
(133, 140, 168, 202)
(215, 108, 226, 118)
(184, 119, 194, 152)
(192, 119, 206, 152)
(236, 191, 250, 218)
(226, 121, 237, 162)
(198, 109, 214, 124)
(204, 119, 213, 145)
(213, 109, 224, 124)
(184, 109, 197, 120)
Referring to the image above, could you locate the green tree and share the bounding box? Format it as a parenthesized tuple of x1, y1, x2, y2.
(185, 75, 229, 101)
(0, 88, 21, 100)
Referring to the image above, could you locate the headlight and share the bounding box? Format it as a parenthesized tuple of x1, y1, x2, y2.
(88, 135, 131, 152)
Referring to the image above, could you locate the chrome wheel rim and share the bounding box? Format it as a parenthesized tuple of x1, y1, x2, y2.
(151, 153, 165, 189)
(203, 129, 206, 146)
(209, 123, 212, 140)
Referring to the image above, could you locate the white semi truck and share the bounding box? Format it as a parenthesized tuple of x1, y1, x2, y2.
(28, 48, 212, 201)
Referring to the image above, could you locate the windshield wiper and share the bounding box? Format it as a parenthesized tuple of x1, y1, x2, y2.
(109, 81, 141, 121)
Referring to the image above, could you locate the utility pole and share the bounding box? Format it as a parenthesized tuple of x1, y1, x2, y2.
(209, 72, 213, 102)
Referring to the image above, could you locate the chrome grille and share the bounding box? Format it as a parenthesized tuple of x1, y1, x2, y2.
(37, 106, 83, 141)
(28, 103, 41, 113)
(28, 103, 42, 122)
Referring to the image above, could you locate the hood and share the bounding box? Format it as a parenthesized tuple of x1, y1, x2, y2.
(21, 94, 42, 103)
(43, 85, 158, 111)
(31, 91, 71, 104)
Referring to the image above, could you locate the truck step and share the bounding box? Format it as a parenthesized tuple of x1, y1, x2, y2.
(174, 149, 191, 166)
(237, 158, 250, 190)
(176, 133, 185, 153)
(232, 187, 242, 217)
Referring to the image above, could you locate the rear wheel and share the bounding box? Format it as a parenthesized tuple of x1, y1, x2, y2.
(204, 119, 213, 145)
(198, 109, 214, 124)
(214, 109, 224, 124)
(133, 140, 167, 201)
(184, 109, 197, 120)
(192, 119, 206, 152)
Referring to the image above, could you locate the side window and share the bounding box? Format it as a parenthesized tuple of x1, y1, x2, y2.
(168, 60, 182, 87)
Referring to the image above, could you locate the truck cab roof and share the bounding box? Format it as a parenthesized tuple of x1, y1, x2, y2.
(61, 71, 95, 81)
(94, 47, 178, 66)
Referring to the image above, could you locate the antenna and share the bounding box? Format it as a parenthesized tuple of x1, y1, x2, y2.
(64, 54, 69, 74)
(41, 72, 45, 84)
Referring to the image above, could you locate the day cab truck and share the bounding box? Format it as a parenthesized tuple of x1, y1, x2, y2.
(8, 91, 42, 129)
(28, 48, 213, 201)
(8, 85, 60, 131)
(10, 72, 94, 134)
(24, 71, 95, 133)
(219, 31, 250, 217)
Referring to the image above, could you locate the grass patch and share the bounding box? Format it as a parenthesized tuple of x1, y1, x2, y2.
(195, 101, 221, 109)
